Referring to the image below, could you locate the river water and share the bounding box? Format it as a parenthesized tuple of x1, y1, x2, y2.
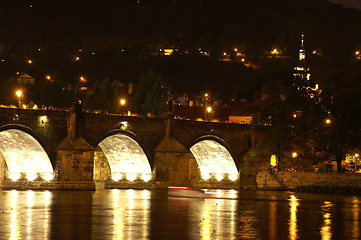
(0, 188, 360, 240)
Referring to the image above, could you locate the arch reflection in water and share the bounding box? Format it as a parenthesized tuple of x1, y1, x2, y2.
(111, 189, 150, 239)
(98, 134, 152, 181)
(198, 197, 237, 239)
(0, 190, 52, 239)
(190, 140, 238, 181)
(0, 129, 54, 180)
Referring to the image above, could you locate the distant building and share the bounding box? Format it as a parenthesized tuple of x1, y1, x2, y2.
(16, 74, 34, 85)
(228, 99, 252, 124)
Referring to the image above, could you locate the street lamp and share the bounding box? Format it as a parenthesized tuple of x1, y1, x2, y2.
(15, 90, 23, 108)
(205, 106, 213, 121)
(120, 98, 126, 115)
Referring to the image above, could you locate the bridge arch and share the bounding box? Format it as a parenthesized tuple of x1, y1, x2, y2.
(0, 124, 54, 181)
(190, 135, 239, 182)
(95, 130, 153, 182)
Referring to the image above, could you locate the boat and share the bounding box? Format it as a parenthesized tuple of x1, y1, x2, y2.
(168, 186, 206, 198)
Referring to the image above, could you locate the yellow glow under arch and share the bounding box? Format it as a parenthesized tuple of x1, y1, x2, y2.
(98, 134, 152, 180)
(190, 140, 238, 179)
(0, 129, 54, 178)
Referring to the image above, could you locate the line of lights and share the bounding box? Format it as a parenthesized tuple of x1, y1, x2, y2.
(201, 172, 239, 181)
(7, 172, 54, 181)
(111, 172, 153, 182)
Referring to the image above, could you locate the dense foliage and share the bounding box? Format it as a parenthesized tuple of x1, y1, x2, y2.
(252, 73, 361, 172)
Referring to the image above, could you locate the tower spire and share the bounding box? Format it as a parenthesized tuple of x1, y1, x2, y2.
(294, 34, 310, 83)
(299, 34, 306, 61)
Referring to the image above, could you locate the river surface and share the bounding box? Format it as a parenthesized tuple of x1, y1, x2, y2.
(0, 188, 360, 240)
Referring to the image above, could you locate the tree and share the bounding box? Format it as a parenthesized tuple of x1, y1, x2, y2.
(85, 78, 112, 112)
(251, 74, 324, 170)
(312, 75, 361, 172)
(131, 71, 169, 117)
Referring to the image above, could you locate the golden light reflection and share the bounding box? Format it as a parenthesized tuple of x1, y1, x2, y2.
(321, 201, 333, 240)
(289, 194, 299, 240)
(269, 194, 277, 239)
(10, 190, 21, 240)
(26, 190, 34, 237)
(112, 190, 125, 240)
(352, 197, 360, 239)
(200, 202, 212, 240)
(43, 191, 52, 239)
(111, 190, 150, 239)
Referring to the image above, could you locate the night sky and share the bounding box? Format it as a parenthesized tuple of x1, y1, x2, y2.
(328, 0, 361, 9)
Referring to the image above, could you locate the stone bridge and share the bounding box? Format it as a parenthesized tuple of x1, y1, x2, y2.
(0, 107, 258, 190)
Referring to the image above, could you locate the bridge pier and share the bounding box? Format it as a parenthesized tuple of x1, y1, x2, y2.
(154, 136, 198, 188)
(56, 136, 95, 190)
(53, 108, 95, 190)
(154, 119, 198, 188)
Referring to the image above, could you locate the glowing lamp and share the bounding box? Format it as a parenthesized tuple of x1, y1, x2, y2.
(126, 173, 137, 181)
(215, 173, 224, 181)
(15, 90, 23, 98)
(112, 173, 123, 181)
(26, 172, 37, 181)
(228, 173, 238, 181)
(9, 172, 21, 181)
(201, 172, 211, 180)
(141, 173, 152, 182)
(42, 173, 54, 181)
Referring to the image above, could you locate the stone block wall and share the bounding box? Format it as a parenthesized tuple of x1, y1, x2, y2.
(257, 171, 361, 190)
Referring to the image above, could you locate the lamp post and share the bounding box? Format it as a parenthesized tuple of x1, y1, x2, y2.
(120, 98, 126, 116)
(15, 90, 23, 108)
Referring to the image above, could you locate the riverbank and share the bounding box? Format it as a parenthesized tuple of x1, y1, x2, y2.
(256, 171, 361, 195)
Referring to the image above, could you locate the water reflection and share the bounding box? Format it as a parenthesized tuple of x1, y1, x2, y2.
(289, 194, 299, 240)
(9, 190, 21, 240)
(352, 197, 360, 240)
(0, 190, 52, 240)
(321, 201, 333, 240)
(0, 189, 361, 239)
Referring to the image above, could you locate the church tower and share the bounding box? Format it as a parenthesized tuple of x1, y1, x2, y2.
(293, 35, 321, 101)
(293, 34, 311, 85)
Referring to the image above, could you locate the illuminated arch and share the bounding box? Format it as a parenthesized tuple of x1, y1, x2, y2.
(98, 133, 152, 181)
(0, 129, 54, 181)
(190, 139, 238, 181)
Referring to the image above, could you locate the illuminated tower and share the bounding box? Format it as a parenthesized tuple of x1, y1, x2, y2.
(293, 34, 311, 85)
(293, 35, 321, 101)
